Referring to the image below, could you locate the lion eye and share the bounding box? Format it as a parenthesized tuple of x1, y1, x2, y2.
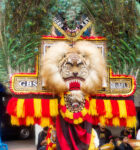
(66, 62, 73, 66)
(77, 62, 84, 66)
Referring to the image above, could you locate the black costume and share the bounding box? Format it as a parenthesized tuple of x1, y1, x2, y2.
(37, 130, 47, 150)
(96, 128, 112, 147)
(120, 128, 135, 139)
(118, 143, 133, 150)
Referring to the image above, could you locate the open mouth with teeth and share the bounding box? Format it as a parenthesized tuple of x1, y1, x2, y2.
(65, 77, 84, 91)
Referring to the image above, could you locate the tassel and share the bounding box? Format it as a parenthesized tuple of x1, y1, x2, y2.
(110, 100, 119, 117)
(104, 100, 112, 119)
(11, 116, 19, 125)
(99, 116, 105, 126)
(125, 100, 136, 116)
(49, 99, 58, 117)
(7, 97, 18, 116)
(34, 118, 41, 125)
(120, 118, 126, 127)
(126, 117, 137, 128)
(92, 116, 99, 125)
(118, 100, 127, 118)
(25, 99, 34, 117)
(41, 99, 50, 117)
(96, 99, 106, 116)
(107, 119, 113, 126)
(34, 99, 42, 117)
(17, 99, 25, 118)
(41, 117, 50, 127)
(26, 117, 34, 126)
(19, 118, 26, 125)
(89, 99, 98, 116)
(112, 117, 120, 126)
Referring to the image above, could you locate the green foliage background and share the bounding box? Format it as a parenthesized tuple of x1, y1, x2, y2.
(0, 0, 140, 92)
(0, 0, 55, 86)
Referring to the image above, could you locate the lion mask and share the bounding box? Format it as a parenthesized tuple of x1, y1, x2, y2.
(41, 41, 106, 95)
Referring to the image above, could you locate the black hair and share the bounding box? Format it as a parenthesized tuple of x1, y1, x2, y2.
(119, 136, 127, 141)
(43, 127, 49, 131)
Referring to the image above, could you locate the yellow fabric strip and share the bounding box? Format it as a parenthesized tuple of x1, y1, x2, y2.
(112, 117, 120, 127)
(104, 100, 113, 119)
(81, 107, 88, 116)
(126, 116, 137, 128)
(11, 116, 19, 126)
(118, 100, 127, 118)
(17, 99, 25, 118)
(65, 110, 73, 119)
(89, 99, 98, 116)
(41, 117, 50, 127)
(34, 99, 42, 117)
(26, 117, 34, 126)
(60, 95, 65, 106)
(99, 116, 106, 126)
(49, 99, 58, 117)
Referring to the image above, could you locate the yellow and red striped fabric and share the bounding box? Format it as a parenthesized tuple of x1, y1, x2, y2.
(7, 97, 58, 127)
(6, 97, 136, 128)
(88, 99, 136, 128)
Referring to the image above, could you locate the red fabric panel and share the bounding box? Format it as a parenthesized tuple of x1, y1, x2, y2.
(25, 99, 34, 117)
(106, 119, 113, 126)
(68, 127, 79, 150)
(41, 99, 50, 117)
(74, 125, 91, 145)
(34, 118, 41, 125)
(125, 100, 136, 116)
(87, 116, 99, 125)
(6, 97, 18, 116)
(56, 116, 71, 150)
(110, 100, 119, 117)
(19, 118, 26, 125)
(120, 118, 126, 126)
(96, 99, 106, 115)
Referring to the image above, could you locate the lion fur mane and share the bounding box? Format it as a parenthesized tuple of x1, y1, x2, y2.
(41, 41, 106, 94)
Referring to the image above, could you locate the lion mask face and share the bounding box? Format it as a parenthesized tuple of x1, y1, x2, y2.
(59, 52, 88, 91)
(41, 41, 106, 95)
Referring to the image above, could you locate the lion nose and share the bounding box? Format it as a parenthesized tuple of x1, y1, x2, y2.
(73, 72, 78, 77)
